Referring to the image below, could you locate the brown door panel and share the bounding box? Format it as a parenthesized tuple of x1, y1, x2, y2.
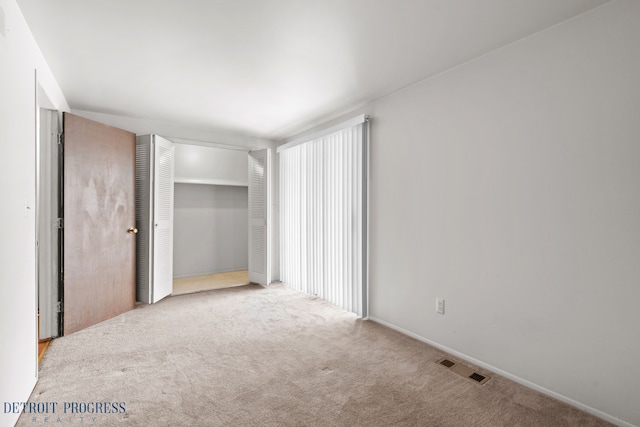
(63, 113, 136, 335)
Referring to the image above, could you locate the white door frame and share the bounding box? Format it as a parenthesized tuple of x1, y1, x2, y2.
(35, 70, 62, 340)
(36, 107, 60, 339)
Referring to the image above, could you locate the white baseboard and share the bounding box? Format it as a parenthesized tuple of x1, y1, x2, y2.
(367, 316, 635, 427)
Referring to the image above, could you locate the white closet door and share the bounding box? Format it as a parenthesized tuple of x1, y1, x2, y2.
(152, 136, 175, 302)
(248, 149, 270, 286)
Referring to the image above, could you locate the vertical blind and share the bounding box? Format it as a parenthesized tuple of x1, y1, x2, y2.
(279, 118, 368, 317)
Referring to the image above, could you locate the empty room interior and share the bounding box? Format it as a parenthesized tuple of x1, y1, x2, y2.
(1, 0, 639, 426)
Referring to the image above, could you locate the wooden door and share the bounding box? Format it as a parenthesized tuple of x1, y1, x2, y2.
(62, 113, 136, 335)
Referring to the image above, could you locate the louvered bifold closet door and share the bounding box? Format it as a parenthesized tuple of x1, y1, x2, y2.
(279, 119, 367, 316)
(248, 149, 270, 286)
(152, 136, 175, 303)
(135, 137, 152, 303)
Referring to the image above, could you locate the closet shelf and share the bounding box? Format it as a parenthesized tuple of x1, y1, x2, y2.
(174, 177, 248, 187)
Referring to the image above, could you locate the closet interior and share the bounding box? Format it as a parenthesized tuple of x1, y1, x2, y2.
(172, 142, 250, 295)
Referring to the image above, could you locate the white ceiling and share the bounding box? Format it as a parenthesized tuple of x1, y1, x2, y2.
(19, 0, 609, 140)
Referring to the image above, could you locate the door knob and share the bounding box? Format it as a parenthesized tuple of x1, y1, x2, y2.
(128, 227, 138, 234)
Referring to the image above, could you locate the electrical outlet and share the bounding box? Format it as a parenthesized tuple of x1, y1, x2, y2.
(436, 298, 445, 314)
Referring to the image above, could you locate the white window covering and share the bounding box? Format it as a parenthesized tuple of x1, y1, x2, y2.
(279, 118, 368, 316)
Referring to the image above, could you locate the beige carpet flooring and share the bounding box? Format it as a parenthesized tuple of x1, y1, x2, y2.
(21, 284, 611, 427)
(172, 270, 249, 295)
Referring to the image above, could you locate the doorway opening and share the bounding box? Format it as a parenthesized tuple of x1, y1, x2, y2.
(172, 181, 250, 295)
(36, 107, 59, 351)
(164, 142, 271, 297)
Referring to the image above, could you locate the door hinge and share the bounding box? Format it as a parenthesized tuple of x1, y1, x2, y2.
(56, 301, 63, 313)
(57, 133, 64, 145)
(56, 218, 64, 229)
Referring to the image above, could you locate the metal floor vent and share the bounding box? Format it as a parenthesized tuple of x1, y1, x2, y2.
(439, 358, 456, 368)
(437, 358, 490, 385)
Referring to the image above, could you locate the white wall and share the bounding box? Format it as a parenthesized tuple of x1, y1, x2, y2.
(173, 144, 249, 278)
(281, 1, 640, 425)
(173, 184, 248, 278)
(174, 143, 248, 186)
(0, 1, 68, 426)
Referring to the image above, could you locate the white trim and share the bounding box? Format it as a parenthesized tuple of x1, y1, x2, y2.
(367, 316, 634, 427)
(277, 114, 368, 153)
(34, 70, 41, 372)
(361, 119, 370, 318)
